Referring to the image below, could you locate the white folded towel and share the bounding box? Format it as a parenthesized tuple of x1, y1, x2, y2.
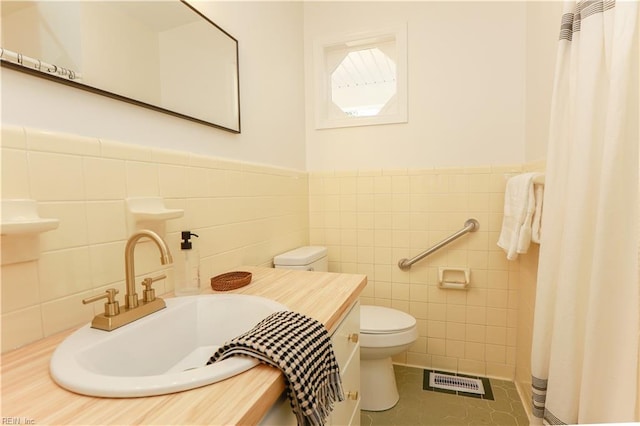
(531, 182, 544, 243)
(497, 172, 544, 260)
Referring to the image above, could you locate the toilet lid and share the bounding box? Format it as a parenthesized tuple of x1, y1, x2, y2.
(273, 246, 327, 266)
(360, 305, 417, 334)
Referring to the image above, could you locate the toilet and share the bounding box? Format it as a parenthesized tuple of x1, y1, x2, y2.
(273, 246, 419, 412)
(359, 305, 418, 411)
(273, 246, 328, 271)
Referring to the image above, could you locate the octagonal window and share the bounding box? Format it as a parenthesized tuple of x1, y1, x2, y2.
(331, 48, 396, 117)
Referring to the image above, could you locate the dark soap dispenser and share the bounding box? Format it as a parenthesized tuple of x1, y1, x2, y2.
(175, 231, 200, 296)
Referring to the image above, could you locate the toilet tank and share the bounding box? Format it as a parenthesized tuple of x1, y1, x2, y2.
(273, 246, 328, 272)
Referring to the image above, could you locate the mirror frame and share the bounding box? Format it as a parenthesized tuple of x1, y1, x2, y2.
(0, 0, 241, 133)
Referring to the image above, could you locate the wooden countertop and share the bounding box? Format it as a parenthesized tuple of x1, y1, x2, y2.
(1, 267, 366, 425)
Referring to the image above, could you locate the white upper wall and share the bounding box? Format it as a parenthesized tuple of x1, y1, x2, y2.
(1, 1, 307, 171)
(304, 1, 528, 171)
(303, 1, 562, 171)
(1, 1, 561, 172)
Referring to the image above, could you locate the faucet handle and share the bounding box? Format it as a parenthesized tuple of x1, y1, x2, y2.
(142, 274, 166, 303)
(83, 288, 120, 317)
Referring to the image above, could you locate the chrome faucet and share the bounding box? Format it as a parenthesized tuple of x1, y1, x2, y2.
(124, 229, 173, 309)
(82, 229, 173, 331)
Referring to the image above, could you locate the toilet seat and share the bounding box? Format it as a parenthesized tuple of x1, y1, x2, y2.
(360, 305, 416, 334)
(359, 305, 418, 349)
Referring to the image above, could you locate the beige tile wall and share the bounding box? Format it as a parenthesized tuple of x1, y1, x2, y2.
(0, 126, 309, 352)
(308, 167, 528, 380)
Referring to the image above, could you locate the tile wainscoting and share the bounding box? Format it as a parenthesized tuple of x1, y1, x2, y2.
(1, 126, 309, 351)
(309, 163, 544, 383)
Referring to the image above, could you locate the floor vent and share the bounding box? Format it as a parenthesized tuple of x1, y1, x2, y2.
(423, 370, 494, 400)
(429, 372, 485, 395)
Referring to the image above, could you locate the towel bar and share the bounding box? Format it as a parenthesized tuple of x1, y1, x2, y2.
(505, 173, 545, 185)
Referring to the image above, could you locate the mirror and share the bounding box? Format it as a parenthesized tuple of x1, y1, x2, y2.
(0, 1, 240, 133)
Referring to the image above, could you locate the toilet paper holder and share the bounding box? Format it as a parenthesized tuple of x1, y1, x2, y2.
(438, 267, 470, 290)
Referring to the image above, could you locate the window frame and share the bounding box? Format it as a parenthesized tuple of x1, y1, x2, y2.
(313, 23, 408, 130)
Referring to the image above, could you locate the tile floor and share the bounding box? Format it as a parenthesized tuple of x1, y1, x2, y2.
(360, 365, 530, 426)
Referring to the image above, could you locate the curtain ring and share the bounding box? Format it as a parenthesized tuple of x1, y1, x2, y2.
(17, 53, 23, 64)
(69, 70, 75, 80)
(36, 59, 42, 70)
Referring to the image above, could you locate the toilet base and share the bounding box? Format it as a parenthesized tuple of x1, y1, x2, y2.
(360, 357, 399, 411)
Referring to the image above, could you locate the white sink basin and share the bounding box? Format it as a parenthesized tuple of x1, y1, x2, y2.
(50, 294, 288, 397)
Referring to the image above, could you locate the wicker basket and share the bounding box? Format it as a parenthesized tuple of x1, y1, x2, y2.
(210, 271, 252, 291)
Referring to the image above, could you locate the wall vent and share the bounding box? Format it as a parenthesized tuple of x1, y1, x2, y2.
(429, 372, 485, 395)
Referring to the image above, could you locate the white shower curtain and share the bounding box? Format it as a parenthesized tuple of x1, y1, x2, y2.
(531, 1, 639, 424)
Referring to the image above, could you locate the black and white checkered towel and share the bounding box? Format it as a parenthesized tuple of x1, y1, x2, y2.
(206, 310, 344, 426)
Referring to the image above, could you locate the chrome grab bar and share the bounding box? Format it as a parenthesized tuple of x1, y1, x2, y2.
(397, 218, 479, 270)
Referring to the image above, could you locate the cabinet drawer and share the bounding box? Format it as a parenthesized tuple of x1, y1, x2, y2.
(331, 302, 360, 368)
(331, 353, 360, 425)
